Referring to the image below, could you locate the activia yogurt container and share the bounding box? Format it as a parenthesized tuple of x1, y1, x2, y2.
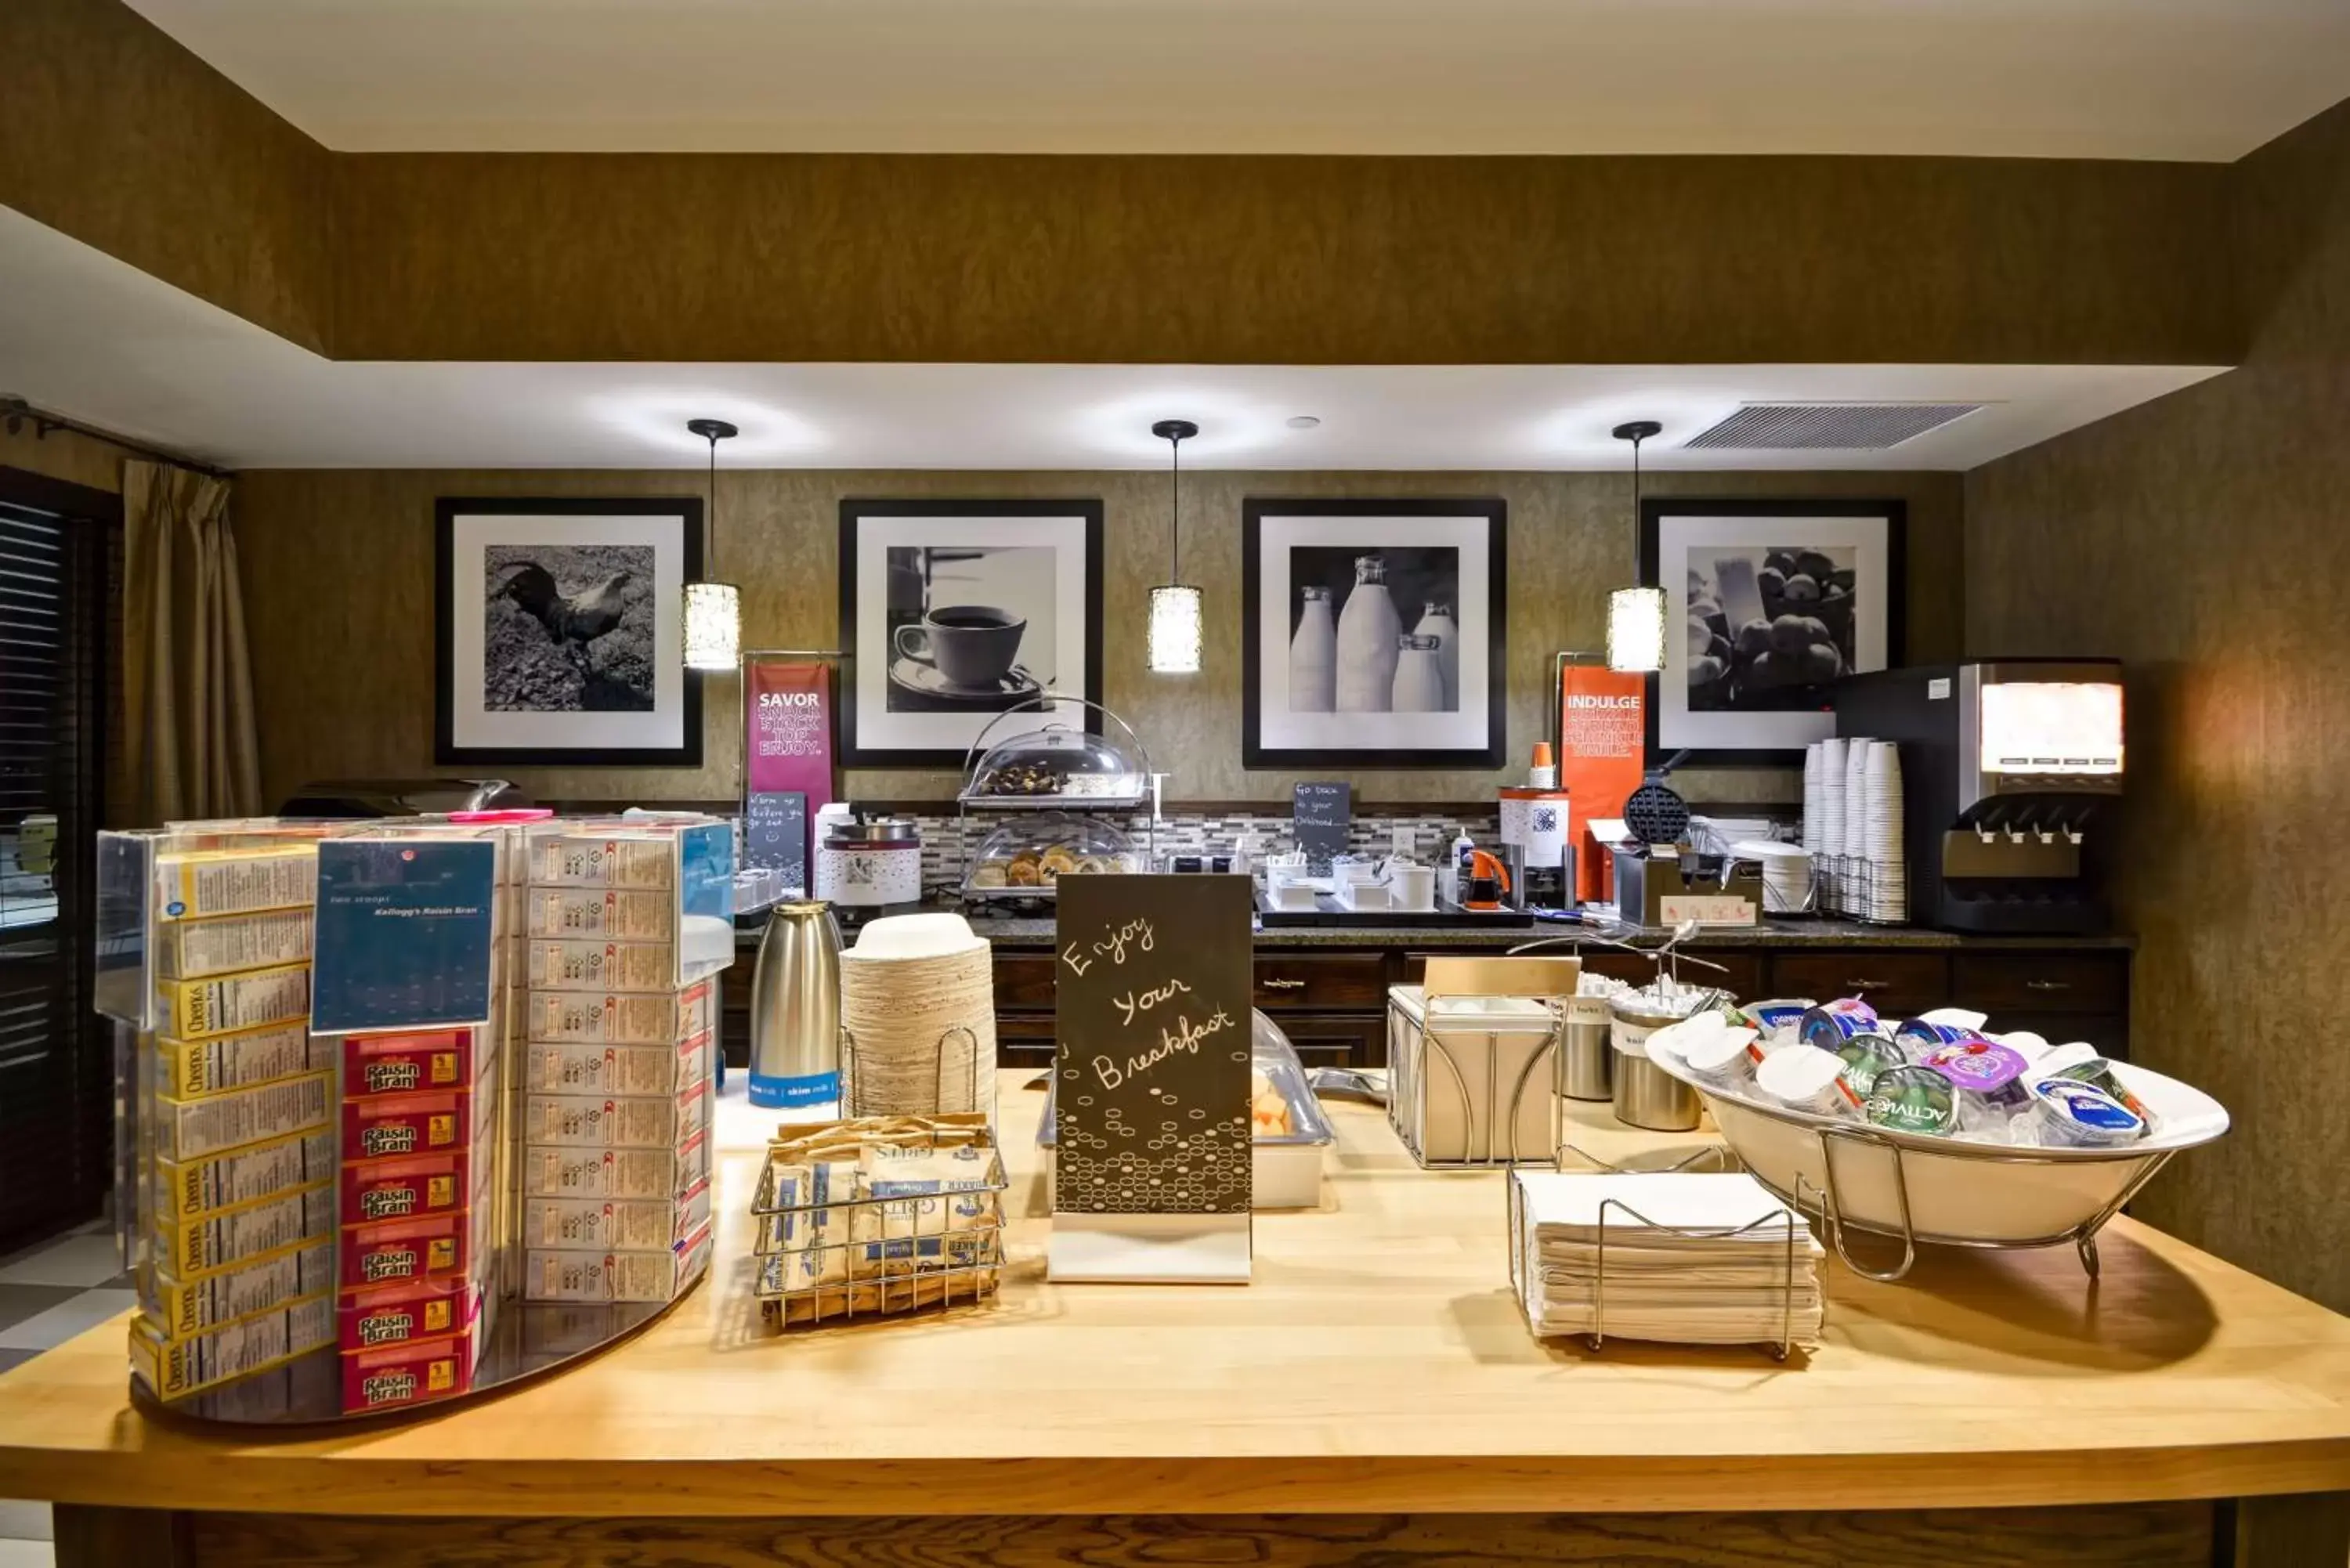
(1862, 1064, 1959, 1137)
(1831, 1032, 1908, 1107)
(2023, 1075, 2146, 1148)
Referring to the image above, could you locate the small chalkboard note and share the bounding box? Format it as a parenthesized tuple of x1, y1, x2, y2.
(744, 790, 807, 894)
(1293, 781, 1351, 876)
(312, 839, 497, 1035)
(1050, 874, 1254, 1283)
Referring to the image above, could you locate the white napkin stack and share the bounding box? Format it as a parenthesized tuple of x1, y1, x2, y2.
(1512, 1171, 1824, 1349)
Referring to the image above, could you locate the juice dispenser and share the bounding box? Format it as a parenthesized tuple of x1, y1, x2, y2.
(1834, 660, 2123, 933)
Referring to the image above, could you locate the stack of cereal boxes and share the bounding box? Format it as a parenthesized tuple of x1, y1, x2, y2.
(130, 839, 338, 1400)
(521, 825, 717, 1304)
(333, 1023, 504, 1412)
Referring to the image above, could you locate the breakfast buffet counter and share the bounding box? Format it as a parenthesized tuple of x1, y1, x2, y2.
(3, 1075, 2345, 1566)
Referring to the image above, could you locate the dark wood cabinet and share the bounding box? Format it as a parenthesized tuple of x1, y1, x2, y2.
(1766, 952, 1950, 1017)
(724, 927, 2132, 1073)
(1950, 953, 2128, 1016)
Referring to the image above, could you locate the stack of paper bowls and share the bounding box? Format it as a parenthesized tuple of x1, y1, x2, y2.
(838, 912, 996, 1117)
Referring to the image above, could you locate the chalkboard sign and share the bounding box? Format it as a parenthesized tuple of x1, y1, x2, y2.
(1292, 781, 1352, 875)
(1054, 876, 1254, 1216)
(744, 789, 807, 893)
(313, 839, 497, 1034)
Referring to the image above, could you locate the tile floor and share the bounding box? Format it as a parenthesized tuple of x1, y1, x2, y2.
(0, 1219, 124, 1568)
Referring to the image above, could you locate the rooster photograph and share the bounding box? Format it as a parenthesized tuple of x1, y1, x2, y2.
(481, 544, 656, 712)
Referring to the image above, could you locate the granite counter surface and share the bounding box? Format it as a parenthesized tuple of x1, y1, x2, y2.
(738, 909, 2132, 952)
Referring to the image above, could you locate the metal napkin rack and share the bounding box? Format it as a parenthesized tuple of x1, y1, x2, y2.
(750, 1114, 1009, 1329)
(1506, 1166, 1823, 1362)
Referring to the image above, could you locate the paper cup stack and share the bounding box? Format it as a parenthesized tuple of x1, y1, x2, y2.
(1813, 738, 1847, 905)
(1802, 744, 1826, 855)
(839, 913, 996, 1117)
(1861, 740, 1907, 922)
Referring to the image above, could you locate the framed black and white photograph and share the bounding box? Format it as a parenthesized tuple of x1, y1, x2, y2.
(1242, 498, 1506, 768)
(1642, 498, 1905, 764)
(435, 497, 703, 766)
(838, 500, 1104, 768)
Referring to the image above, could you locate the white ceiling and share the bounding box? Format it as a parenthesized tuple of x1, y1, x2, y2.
(0, 207, 2224, 473)
(125, 0, 2350, 161)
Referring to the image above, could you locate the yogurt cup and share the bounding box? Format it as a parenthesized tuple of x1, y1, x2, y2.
(2021, 1075, 2146, 1148)
(1755, 1044, 1849, 1116)
(1739, 998, 1816, 1061)
(2041, 1056, 2153, 1123)
(1679, 1024, 1761, 1087)
(1862, 1064, 1959, 1137)
(1918, 1037, 2033, 1134)
(1831, 1031, 1908, 1108)
(1894, 1019, 1990, 1055)
(1799, 998, 1880, 1055)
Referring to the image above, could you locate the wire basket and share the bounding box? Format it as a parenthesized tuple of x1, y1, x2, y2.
(750, 1113, 1008, 1328)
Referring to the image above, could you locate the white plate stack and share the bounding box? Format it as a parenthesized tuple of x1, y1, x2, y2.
(1510, 1171, 1824, 1349)
(1862, 740, 1907, 923)
(1733, 840, 1816, 916)
(839, 914, 996, 1118)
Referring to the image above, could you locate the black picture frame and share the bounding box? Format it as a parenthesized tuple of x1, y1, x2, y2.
(837, 498, 1106, 769)
(1639, 497, 1907, 768)
(434, 496, 704, 768)
(1242, 497, 1508, 770)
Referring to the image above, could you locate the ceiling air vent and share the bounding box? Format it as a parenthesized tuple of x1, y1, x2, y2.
(1684, 403, 1984, 451)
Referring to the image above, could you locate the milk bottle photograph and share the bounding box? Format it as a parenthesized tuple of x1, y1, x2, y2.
(1414, 601, 1459, 710)
(1334, 555, 1403, 711)
(1289, 585, 1337, 712)
(1244, 498, 1503, 768)
(1391, 633, 1446, 713)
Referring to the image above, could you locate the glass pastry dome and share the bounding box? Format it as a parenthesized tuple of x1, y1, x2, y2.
(961, 722, 1148, 807)
(964, 814, 1141, 896)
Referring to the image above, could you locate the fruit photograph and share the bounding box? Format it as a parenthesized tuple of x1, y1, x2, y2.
(1683, 544, 1858, 711)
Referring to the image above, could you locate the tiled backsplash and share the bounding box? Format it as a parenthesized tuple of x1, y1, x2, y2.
(909, 809, 1499, 894)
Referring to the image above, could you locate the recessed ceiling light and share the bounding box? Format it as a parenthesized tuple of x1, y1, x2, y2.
(1286, 415, 1321, 429)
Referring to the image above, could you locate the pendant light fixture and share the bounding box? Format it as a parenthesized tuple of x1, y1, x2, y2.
(1147, 418, 1202, 674)
(683, 417, 742, 673)
(1606, 419, 1667, 674)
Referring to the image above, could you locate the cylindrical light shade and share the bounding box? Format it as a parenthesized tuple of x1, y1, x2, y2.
(683, 581, 742, 672)
(1606, 586, 1667, 673)
(1148, 583, 1203, 674)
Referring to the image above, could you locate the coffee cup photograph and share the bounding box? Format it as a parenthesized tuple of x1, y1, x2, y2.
(883, 544, 1058, 710)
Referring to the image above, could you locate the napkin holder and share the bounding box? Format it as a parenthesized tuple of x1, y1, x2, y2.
(1610, 847, 1763, 927)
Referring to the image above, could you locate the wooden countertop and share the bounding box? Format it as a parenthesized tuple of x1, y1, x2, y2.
(0, 1075, 2342, 1519)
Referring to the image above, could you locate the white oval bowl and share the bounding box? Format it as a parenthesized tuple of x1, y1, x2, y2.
(1651, 1047, 2229, 1246)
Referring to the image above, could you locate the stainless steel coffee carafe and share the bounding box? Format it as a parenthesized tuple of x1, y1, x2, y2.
(748, 900, 843, 1109)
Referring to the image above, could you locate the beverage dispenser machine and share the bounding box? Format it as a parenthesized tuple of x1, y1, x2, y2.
(1834, 660, 2123, 932)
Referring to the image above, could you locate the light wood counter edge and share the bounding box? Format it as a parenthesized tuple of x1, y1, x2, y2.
(2, 1439, 2348, 1518)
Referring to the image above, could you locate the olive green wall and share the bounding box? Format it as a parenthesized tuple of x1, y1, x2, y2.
(1965, 97, 2350, 1313)
(1, 425, 123, 494)
(235, 466, 1961, 810)
(7, 0, 2241, 369)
